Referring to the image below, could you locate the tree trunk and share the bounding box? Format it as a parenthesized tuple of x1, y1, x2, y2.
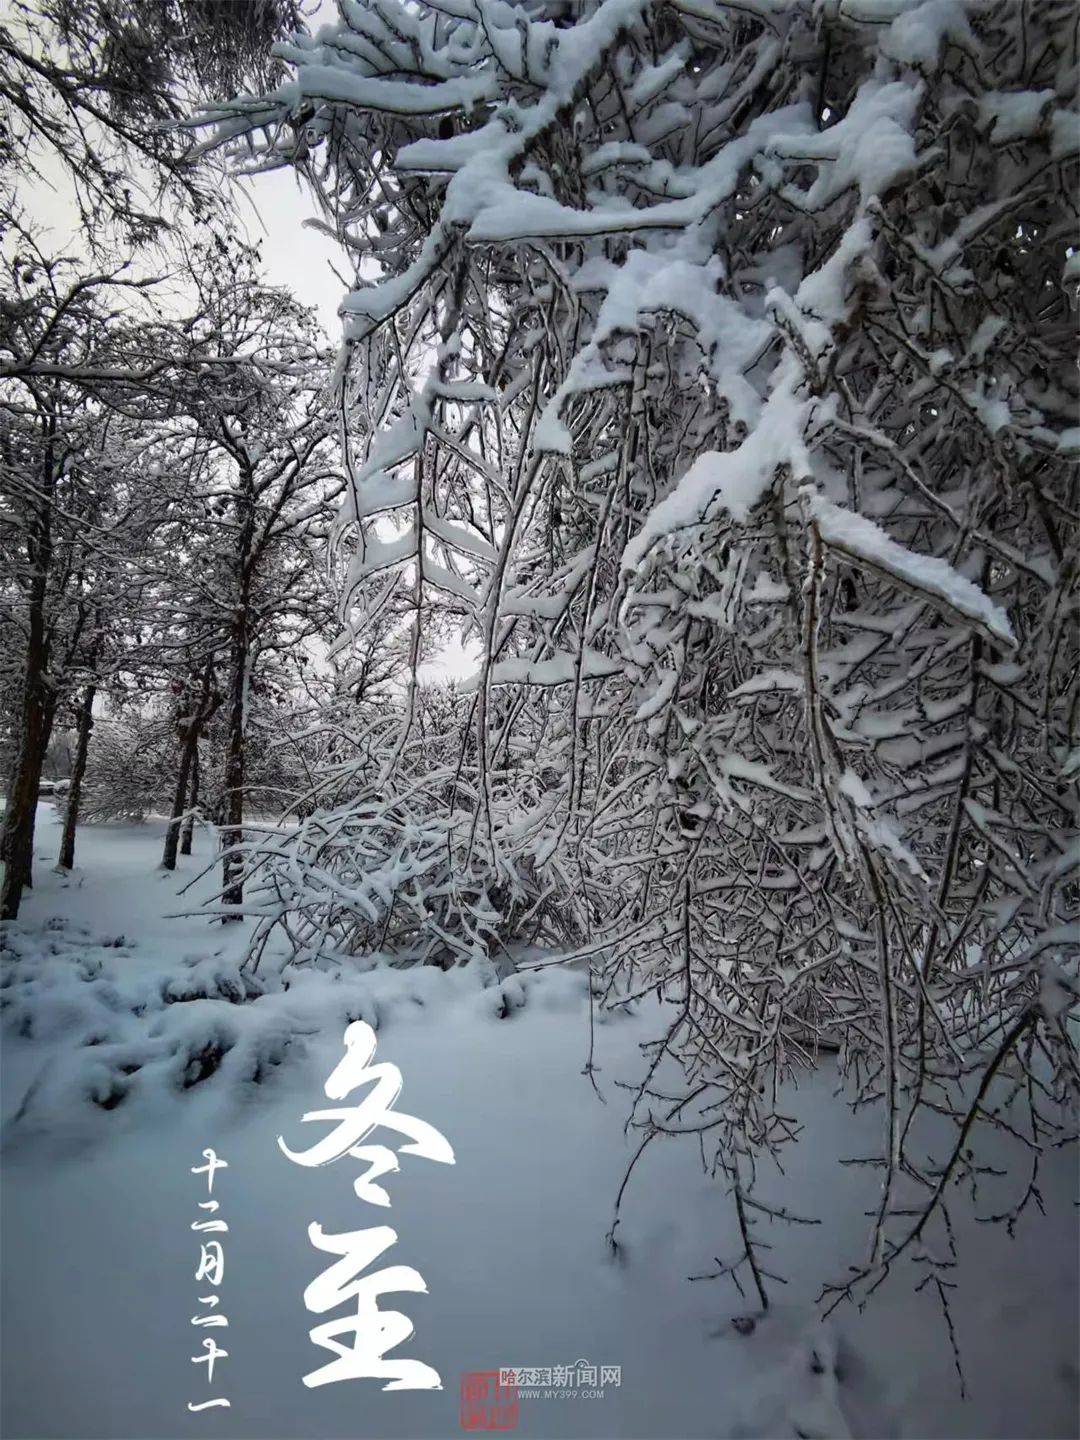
(163, 663, 217, 871)
(162, 723, 198, 873)
(220, 453, 256, 922)
(1, 468, 55, 921)
(0, 687, 55, 920)
(220, 619, 247, 917)
(57, 681, 96, 871)
(180, 744, 198, 857)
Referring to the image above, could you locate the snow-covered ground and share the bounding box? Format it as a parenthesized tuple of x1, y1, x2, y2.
(1, 807, 1077, 1440)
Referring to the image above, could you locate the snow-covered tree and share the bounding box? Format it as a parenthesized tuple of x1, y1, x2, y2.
(141, 255, 340, 911)
(0, 0, 304, 242)
(76, 704, 176, 824)
(0, 233, 175, 914)
(0, 225, 340, 912)
(204, 0, 1078, 1307)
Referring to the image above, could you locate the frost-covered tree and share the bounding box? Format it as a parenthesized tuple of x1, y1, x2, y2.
(205, 0, 1079, 1311)
(0, 234, 176, 915)
(77, 704, 176, 824)
(0, 0, 304, 242)
(142, 258, 339, 912)
(0, 228, 339, 912)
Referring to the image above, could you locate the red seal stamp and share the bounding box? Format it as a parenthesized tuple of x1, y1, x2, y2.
(459, 1371, 519, 1431)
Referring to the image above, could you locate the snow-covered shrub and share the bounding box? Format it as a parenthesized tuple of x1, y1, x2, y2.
(0, 917, 547, 1140)
(79, 709, 174, 823)
(205, 0, 1079, 1311)
(242, 685, 575, 969)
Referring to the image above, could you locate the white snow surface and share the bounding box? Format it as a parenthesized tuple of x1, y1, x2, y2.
(1, 808, 1077, 1439)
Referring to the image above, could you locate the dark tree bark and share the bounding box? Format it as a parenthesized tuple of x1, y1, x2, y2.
(180, 744, 199, 857)
(162, 726, 198, 874)
(1, 441, 57, 921)
(0, 683, 56, 920)
(57, 680, 96, 871)
(163, 663, 219, 871)
(220, 614, 249, 915)
(220, 454, 256, 919)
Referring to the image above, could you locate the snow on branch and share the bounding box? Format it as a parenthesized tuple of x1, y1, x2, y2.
(802, 490, 1017, 649)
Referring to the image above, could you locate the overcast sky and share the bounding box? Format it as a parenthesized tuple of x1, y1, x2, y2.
(231, 166, 348, 339)
(12, 0, 346, 337)
(230, 0, 349, 338)
(22, 146, 346, 340)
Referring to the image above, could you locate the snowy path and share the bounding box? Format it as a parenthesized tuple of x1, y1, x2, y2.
(1, 810, 1077, 1439)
